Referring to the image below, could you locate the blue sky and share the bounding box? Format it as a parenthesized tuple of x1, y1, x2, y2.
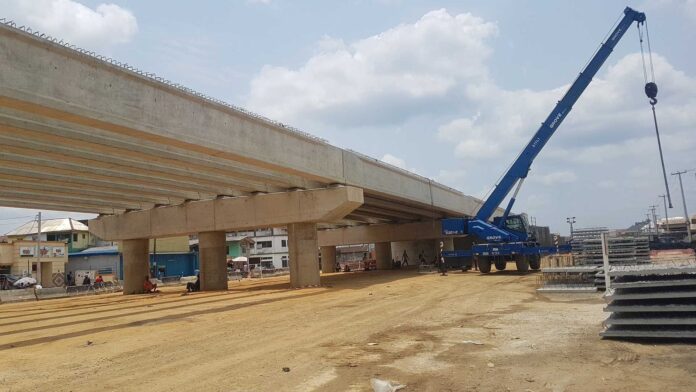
(1, 0, 695, 235)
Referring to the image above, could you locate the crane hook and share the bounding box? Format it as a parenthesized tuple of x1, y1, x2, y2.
(645, 81, 658, 105)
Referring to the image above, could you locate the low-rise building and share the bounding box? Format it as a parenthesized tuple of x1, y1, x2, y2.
(0, 239, 67, 287)
(5, 218, 96, 253)
(231, 228, 288, 269)
(68, 237, 199, 282)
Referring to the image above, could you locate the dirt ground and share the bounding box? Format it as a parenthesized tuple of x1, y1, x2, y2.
(1, 268, 695, 392)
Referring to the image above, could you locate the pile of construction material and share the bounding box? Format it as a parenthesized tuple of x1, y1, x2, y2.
(538, 228, 651, 292)
(536, 266, 599, 293)
(572, 233, 650, 267)
(601, 262, 696, 339)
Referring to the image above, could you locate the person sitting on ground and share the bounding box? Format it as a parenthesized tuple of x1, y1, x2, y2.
(143, 275, 158, 293)
(82, 275, 91, 286)
(94, 275, 104, 288)
(186, 274, 200, 293)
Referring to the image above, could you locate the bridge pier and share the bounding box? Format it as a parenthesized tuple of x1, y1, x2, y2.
(288, 223, 320, 287)
(320, 245, 337, 273)
(375, 242, 392, 270)
(199, 231, 228, 291)
(122, 238, 149, 295)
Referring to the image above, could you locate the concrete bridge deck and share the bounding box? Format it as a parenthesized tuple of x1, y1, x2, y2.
(0, 22, 483, 226)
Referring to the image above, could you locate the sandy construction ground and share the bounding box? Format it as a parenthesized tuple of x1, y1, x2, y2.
(1, 268, 695, 392)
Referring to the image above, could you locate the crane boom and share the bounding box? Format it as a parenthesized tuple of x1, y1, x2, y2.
(474, 7, 646, 222)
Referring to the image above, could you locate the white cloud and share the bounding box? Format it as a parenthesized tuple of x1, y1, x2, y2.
(0, 0, 138, 49)
(247, 9, 497, 125)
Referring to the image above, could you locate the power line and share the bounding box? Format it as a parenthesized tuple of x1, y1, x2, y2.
(0, 215, 35, 222)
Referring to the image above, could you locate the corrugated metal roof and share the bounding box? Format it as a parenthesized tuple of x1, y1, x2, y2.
(5, 218, 89, 236)
(69, 245, 119, 256)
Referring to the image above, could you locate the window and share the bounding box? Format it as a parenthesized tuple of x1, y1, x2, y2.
(261, 257, 274, 269)
(256, 241, 272, 249)
(281, 256, 288, 268)
(82, 234, 86, 239)
(72, 233, 78, 242)
(0, 265, 11, 274)
(97, 267, 113, 275)
(281, 240, 287, 248)
(504, 216, 526, 233)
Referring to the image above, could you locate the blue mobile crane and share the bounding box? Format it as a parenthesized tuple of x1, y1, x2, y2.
(441, 7, 652, 273)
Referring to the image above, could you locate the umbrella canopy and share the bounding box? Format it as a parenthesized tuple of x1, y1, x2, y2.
(13, 277, 37, 288)
(232, 256, 248, 262)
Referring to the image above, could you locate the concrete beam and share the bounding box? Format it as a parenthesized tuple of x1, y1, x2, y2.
(317, 220, 445, 247)
(89, 186, 364, 240)
(0, 24, 486, 217)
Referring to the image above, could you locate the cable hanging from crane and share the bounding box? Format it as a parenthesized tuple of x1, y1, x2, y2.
(638, 21, 673, 208)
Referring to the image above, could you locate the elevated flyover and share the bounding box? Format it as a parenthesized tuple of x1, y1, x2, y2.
(0, 22, 489, 292)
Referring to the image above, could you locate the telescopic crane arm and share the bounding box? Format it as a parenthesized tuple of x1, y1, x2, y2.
(473, 7, 646, 225)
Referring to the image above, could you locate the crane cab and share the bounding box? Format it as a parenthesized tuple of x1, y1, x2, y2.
(493, 214, 533, 242)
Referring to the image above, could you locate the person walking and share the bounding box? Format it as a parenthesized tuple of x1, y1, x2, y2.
(439, 253, 448, 276)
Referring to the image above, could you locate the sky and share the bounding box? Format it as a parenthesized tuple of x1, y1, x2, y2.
(0, 0, 694, 236)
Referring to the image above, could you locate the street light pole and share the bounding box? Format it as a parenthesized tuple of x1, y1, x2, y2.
(566, 216, 576, 238)
(672, 171, 692, 243)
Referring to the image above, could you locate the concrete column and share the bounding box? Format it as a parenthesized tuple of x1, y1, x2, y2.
(288, 223, 320, 287)
(122, 238, 149, 295)
(375, 242, 392, 270)
(199, 231, 228, 291)
(40, 262, 53, 288)
(320, 245, 337, 273)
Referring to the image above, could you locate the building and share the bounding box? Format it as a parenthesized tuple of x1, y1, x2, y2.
(229, 228, 288, 269)
(0, 239, 67, 286)
(5, 218, 96, 253)
(189, 234, 255, 259)
(68, 237, 199, 282)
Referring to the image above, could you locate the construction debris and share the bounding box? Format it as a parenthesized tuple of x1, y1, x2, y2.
(601, 262, 696, 339)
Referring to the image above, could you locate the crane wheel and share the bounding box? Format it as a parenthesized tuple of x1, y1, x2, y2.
(529, 255, 541, 270)
(477, 256, 492, 273)
(515, 255, 529, 273)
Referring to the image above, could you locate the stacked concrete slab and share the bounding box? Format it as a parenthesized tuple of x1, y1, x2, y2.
(568, 228, 651, 291)
(601, 262, 696, 339)
(536, 266, 599, 293)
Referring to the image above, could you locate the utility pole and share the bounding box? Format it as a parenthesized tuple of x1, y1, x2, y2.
(659, 195, 670, 233)
(672, 171, 692, 243)
(646, 213, 653, 234)
(566, 217, 576, 238)
(35, 212, 42, 283)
